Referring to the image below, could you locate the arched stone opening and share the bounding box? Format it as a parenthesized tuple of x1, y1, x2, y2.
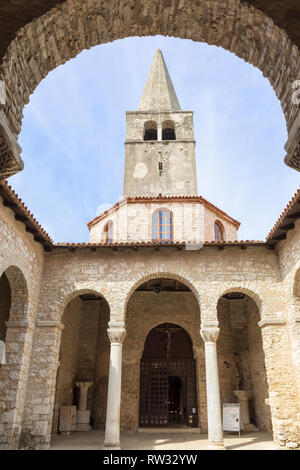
(0, 272, 11, 342)
(124, 271, 201, 317)
(0, 265, 29, 323)
(217, 291, 272, 433)
(0, 265, 29, 449)
(162, 120, 176, 141)
(122, 277, 204, 432)
(52, 291, 110, 436)
(139, 323, 198, 428)
(0, 0, 299, 176)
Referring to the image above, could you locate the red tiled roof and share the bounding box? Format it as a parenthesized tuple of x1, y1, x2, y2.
(267, 188, 300, 240)
(87, 195, 241, 229)
(53, 240, 264, 249)
(0, 180, 53, 248)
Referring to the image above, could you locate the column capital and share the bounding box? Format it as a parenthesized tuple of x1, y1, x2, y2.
(107, 322, 126, 344)
(200, 327, 220, 343)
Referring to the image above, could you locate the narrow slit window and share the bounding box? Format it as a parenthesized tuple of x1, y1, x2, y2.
(104, 221, 113, 244)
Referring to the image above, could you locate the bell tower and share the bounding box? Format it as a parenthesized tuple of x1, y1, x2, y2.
(123, 50, 198, 197)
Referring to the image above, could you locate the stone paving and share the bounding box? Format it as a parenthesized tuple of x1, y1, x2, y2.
(51, 430, 280, 451)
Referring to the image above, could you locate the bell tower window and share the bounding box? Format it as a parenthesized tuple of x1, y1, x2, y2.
(144, 121, 158, 141)
(162, 120, 176, 140)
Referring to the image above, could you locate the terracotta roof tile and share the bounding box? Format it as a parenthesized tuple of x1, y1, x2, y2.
(267, 188, 300, 241)
(0, 180, 53, 246)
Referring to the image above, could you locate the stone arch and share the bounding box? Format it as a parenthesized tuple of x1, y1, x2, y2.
(124, 270, 201, 319)
(143, 120, 158, 141)
(216, 285, 273, 432)
(162, 120, 176, 140)
(54, 286, 112, 323)
(0, 265, 29, 323)
(0, 0, 299, 171)
(215, 285, 263, 317)
(137, 318, 201, 361)
(51, 285, 111, 435)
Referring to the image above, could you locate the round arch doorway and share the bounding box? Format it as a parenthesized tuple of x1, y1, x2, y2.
(139, 323, 198, 428)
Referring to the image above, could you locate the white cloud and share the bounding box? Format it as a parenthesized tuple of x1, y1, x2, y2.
(96, 202, 113, 216)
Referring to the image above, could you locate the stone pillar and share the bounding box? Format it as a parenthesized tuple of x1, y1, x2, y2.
(157, 125, 162, 141)
(258, 318, 299, 448)
(104, 322, 126, 448)
(200, 324, 225, 450)
(19, 321, 64, 450)
(0, 320, 35, 449)
(75, 381, 93, 431)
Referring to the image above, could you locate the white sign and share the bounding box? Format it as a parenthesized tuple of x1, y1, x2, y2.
(223, 403, 240, 433)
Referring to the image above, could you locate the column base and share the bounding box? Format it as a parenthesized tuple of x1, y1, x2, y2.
(208, 442, 227, 450)
(104, 443, 121, 450)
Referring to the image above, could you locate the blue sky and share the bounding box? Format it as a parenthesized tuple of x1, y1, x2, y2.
(10, 36, 299, 243)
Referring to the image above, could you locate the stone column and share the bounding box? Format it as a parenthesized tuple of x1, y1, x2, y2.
(75, 382, 93, 431)
(18, 320, 64, 449)
(258, 318, 299, 448)
(104, 322, 126, 448)
(200, 325, 225, 450)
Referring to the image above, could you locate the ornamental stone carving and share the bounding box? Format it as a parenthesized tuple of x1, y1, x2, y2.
(107, 322, 126, 344)
(200, 327, 220, 343)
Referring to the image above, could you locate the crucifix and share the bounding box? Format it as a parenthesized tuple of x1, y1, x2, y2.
(157, 324, 181, 358)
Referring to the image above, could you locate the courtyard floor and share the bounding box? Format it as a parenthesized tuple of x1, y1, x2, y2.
(50, 429, 279, 450)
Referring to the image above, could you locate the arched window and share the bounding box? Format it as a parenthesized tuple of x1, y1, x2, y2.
(162, 120, 176, 140)
(144, 121, 157, 141)
(215, 221, 224, 241)
(103, 221, 113, 244)
(152, 210, 173, 243)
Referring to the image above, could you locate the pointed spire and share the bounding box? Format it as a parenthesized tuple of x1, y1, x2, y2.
(138, 50, 181, 112)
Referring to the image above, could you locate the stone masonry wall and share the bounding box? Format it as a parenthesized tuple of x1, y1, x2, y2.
(0, 196, 44, 448)
(277, 219, 300, 441)
(203, 205, 238, 242)
(89, 201, 205, 244)
(0, 210, 298, 448)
